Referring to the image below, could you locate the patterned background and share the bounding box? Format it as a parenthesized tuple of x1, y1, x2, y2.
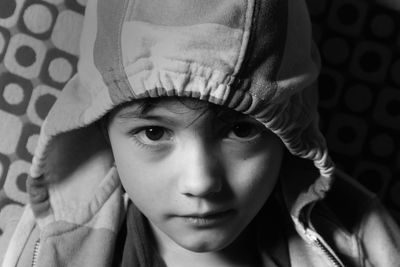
(0, 0, 399, 261)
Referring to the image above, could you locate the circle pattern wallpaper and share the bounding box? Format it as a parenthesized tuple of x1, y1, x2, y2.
(0, 0, 399, 260)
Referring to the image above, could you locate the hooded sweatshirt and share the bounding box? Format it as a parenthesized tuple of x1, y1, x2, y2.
(3, 0, 400, 266)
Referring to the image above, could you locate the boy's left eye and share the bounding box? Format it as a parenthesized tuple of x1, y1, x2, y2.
(227, 121, 264, 141)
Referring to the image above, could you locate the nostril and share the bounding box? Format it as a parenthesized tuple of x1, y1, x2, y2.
(180, 173, 222, 198)
(179, 160, 223, 197)
(178, 140, 224, 197)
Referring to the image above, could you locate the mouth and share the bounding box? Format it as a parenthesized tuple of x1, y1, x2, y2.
(179, 209, 235, 227)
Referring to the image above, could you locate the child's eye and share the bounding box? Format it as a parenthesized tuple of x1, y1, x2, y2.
(227, 121, 264, 141)
(143, 127, 167, 141)
(130, 126, 173, 145)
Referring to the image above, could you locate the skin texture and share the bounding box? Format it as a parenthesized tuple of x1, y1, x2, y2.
(107, 98, 284, 266)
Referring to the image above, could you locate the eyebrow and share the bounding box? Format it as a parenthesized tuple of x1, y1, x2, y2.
(113, 100, 246, 126)
(115, 103, 156, 120)
(114, 102, 183, 126)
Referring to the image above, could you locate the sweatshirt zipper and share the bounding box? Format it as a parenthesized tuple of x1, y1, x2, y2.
(305, 230, 344, 267)
(32, 239, 40, 267)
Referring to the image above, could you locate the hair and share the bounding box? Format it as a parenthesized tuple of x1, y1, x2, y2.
(107, 96, 249, 125)
(98, 96, 257, 144)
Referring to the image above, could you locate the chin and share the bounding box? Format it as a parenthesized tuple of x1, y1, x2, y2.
(179, 242, 225, 253)
(174, 232, 235, 253)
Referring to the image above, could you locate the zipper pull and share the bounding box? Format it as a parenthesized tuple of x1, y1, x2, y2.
(305, 230, 345, 267)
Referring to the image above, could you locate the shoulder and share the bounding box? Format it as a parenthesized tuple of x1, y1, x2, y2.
(311, 169, 400, 266)
(318, 169, 377, 232)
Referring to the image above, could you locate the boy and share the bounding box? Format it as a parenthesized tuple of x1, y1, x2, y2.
(3, 0, 400, 266)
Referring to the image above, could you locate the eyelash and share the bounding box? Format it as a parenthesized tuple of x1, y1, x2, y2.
(128, 121, 265, 150)
(225, 120, 264, 141)
(128, 126, 173, 150)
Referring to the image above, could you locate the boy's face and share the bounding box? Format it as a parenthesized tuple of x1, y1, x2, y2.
(107, 98, 284, 253)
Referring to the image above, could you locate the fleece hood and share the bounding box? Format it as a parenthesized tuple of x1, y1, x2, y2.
(28, 0, 334, 238)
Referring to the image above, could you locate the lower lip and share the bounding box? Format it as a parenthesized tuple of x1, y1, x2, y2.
(180, 210, 235, 227)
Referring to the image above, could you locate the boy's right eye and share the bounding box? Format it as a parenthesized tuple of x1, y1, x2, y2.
(129, 126, 173, 146)
(143, 127, 166, 141)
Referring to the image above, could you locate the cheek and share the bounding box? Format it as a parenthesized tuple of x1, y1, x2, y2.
(110, 143, 184, 224)
(110, 143, 167, 211)
(227, 143, 283, 204)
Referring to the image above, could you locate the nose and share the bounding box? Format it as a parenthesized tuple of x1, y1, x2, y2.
(178, 139, 223, 197)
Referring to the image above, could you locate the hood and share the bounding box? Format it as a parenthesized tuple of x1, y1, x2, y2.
(29, 0, 334, 232)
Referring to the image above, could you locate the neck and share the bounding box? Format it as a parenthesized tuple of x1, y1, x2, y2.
(150, 223, 262, 267)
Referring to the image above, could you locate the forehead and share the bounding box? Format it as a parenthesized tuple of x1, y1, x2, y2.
(111, 97, 243, 122)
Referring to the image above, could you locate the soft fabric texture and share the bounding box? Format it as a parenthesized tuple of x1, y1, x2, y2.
(2, 0, 400, 266)
(116, 201, 166, 267)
